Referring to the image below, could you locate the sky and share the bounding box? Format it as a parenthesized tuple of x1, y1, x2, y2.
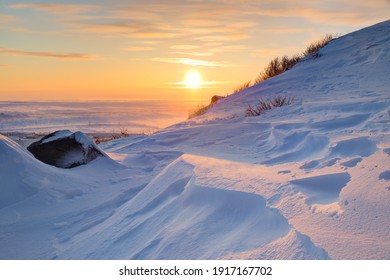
(0, 0, 389, 101)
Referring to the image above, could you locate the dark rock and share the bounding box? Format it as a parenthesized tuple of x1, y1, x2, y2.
(27, 130, 105, 168)
(210, 95, 224, 104)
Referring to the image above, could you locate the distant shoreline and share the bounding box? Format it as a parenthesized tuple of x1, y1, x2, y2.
(1, 131, 143, 148)
(0, 99, 195, 139)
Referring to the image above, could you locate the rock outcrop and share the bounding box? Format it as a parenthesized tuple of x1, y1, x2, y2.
(210, 95, 224, 104)
(27, 130, 105, 168)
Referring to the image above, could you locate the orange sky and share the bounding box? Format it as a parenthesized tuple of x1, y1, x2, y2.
(0, 0, 389, 102)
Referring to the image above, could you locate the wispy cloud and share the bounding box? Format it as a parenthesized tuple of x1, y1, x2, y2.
(8, 0, 390, 40)
(210, 45, 249, 52)
(69, 22, 182, 39)
(228, 21, 257, 28)
(263, 27, 313, 34)
(0, 47, 95, 60)
(177, 26, 246, 35)
(152, 57, 231, 67)
(245, 5, 386, 26)
(9, 2, 255, 43)
(195, 34, 249, 42)
(181, 19, 225, 27)
(172, 51, 214, 57)
(123, 46, 155, 52)
(71, 20, 250, 41)
(10, 3, 97, 14)
(252, 46, 303, 58)
(110, 8, 163, 21)
(0, 13, 18, 23)
(167, 80, 229, 89)
(170, 45, 199, 50)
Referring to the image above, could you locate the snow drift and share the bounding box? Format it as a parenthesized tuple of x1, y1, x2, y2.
(1, 20, 390, 259)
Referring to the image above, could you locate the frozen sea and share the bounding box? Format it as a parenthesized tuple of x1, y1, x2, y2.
(0, 100, 202, 136)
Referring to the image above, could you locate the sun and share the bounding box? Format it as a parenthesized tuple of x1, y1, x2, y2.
(185, 70, 202, 88)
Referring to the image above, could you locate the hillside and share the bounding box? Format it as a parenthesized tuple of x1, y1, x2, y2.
(1, 20, 390, 259)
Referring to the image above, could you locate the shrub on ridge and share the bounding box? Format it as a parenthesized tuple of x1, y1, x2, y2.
(245, 96, 294, 117)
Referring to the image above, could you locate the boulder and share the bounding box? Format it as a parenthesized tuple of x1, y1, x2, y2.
(210, 95, 225, 104)
(27, 130, 105, 168)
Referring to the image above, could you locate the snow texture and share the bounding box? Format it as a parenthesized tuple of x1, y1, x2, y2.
(1, 20, 390, 259)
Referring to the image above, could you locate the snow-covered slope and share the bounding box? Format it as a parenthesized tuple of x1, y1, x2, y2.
(1, 20, 390, 259)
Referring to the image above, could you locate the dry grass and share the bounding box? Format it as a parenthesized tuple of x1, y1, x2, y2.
(254, 54, 301, 85)
(233, 80, 252, 93)
(245, 96, 294, 117)
(188, 103, 213, 119)
(304, 34, 334, 57)
(252, 34, 334, 86)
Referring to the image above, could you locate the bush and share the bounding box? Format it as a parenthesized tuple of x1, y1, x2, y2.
(245, 96, 293, 117)
(303, 34, 333, 57)
(188, 103, 213, 119)
(252, 34, 334, 86)
(233, 80, 252, 93)
(253, 54, 301, 85)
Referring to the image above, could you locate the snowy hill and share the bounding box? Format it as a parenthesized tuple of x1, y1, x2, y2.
(1, 20, 390, 259)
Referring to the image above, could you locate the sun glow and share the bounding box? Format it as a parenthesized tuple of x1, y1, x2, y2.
(185, 70, 202, 88)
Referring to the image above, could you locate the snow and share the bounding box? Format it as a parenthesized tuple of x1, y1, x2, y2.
(222, 229, 330, 260)
(41, 130, 103, 153)
(1, 20, 390, 259)
(73, 131, 102, 152)
(41, 130, 73, 144)
(290, 173, 351, 205)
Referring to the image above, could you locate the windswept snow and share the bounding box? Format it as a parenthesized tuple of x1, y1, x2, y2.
(290, 173, 350, 205)
(1, 20, 390, 259)
(55, 158, 291, 259)
(222, 229, 330, 260)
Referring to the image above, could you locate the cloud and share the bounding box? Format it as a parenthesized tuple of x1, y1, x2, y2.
(209, 45, 249, 52)
(129, 31, 180, 39)
(0, 13, 18, 23)
(248, 8, 357, 21)
(262, 27, 313, 34)
(10, 1, 255, 42)
(139, 41, 160, 45)
(70, 20, 251, 41)
(177, 26, 246, 35)
(69, 22, 182, 39)
(245, 2, 390, 26)
(167, 80, 229, 89)
(109, 9, 163, 21)
(5, 0, 390, 66)
(152, 57, 231, 67)
(170, 45, 199, 50)
(228, 21, 257, 28)
(203, 42, 224, 47)
(181, 19, 225, 27)
(195, 34, 249, 42)
(122, 46, 155, 52)
(172, 51, 214, 57)
(10, 3, 97, 14)
(0, 47, 95, 60)
(9, 1, 390, 37)
(252, 46, 303, 58)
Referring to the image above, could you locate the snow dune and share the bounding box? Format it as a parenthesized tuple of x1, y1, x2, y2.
(1, 20, 390, 259)
(290, 173, 350, 205)
(57, 158, 292, 259)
